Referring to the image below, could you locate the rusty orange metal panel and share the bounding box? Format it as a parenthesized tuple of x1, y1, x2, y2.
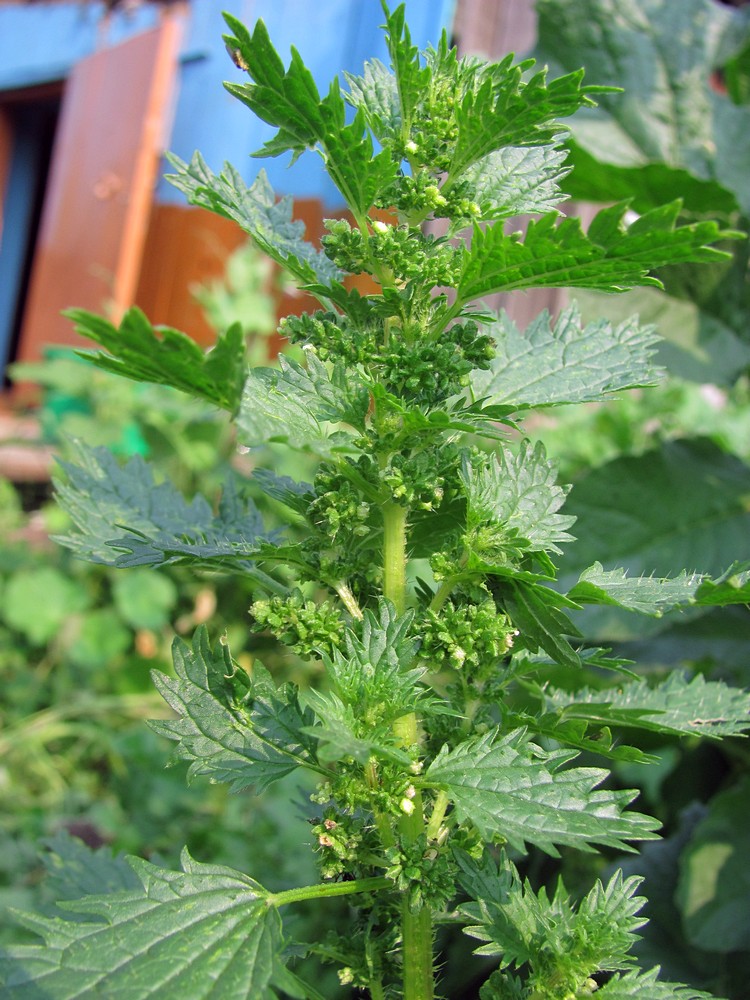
(136, 202, 247, 348)
(136, 197, 332, 350)
(16, 14, 182, 364)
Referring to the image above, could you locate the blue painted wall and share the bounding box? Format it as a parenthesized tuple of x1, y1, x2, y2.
(0, 2, 162, 90)
(0, 0, 455, 207)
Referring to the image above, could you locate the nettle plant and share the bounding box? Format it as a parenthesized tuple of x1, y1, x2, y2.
(5, 6, 750, 1000)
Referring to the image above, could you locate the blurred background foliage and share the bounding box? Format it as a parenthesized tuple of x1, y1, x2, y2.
(521, 3, 750, 998)
(1, 2, 749, 997)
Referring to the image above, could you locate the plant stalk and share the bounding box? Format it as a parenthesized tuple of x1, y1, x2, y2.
(269, 876, 390, 908)
(382, 498, 434, 999)
(382, 500, 408, 615)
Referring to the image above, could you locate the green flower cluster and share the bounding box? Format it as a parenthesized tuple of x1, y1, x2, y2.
(382, 451, 446, 509)
(393, 69, 459, 175)
(383, 835, 456, 912)
(309, 462, 374, 540)
(283, 308, 493, 407)
(250, 590, 345, 659)
(379, 170, 482, 223)
(311, 813, 364, 880)
(379, 320, 494, 405)
(321, 218, 461, 286)
(419, 596, 517, 677)
(280, 310, 365, 365)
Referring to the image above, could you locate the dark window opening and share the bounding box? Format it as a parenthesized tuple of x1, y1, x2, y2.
(0, 84, 63, 386)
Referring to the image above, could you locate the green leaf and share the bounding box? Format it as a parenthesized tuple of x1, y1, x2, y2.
(149, 626, 322, 791)
(568, 562, 750, 622)
(594, 968, 721, 1000)
(535, 0, 750, 215)
(460, 144, 570, 223)
(454, 202, 734, 305)
(562, 146, 739, 216)
(558, 439, 750, 579)
(458, 852, 646, 976)
(426, 728, 660, 856)
(575, 286, 750, 386)
(40, 831, 144, 909)
(1, 851, 288, 999)
(344, 58, 401, 142)
(693, 561, 750, 606)
(65, 308, 247, 414)
(546, 673, 750, 740)
(568, 564, 703, 616)
(166, 154, 339, 287)
(614, 803, 715, 986)
(380, 2, 431, 136)
(221, 14, 397, 216)
(302, 688, 411, 765)
(221, 14, 324, 158)
(503, 709, 652, 765)
(502, 580, 582, 670)
(471, 303, 663, 410)
(677, 777, 750, 952)
(462, 441, 575, 555)
(323, 598, 429, 737)
(237, 353, 368, 452)
(448, 58, 605, 178)
(55, 445, 275, 582)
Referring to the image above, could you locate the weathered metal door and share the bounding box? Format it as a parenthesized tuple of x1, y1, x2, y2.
(16, 16, 181, 365)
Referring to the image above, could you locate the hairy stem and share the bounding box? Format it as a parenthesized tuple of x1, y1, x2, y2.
(382, 497, 434, 999)
(382, 501, 408, 615)
(393, 714, 434, 1000)
(370, 980, 386, 1000)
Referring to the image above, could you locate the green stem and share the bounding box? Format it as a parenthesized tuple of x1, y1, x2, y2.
(370, 980, 387, 1000)
(425, 790, 450, 842)
(382, 497, 434, 999)
(382, 500, 408, 615)
(268, 876, 390, 908)
(402, 903, 434, 1000)
(428, 576, 458, 614)
(367, 758, 397, 849)
(393, 714, 434, 1000)
(333, 579, 364, 620)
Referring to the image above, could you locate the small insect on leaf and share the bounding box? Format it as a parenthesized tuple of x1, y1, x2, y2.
(225, 43, 249, 72)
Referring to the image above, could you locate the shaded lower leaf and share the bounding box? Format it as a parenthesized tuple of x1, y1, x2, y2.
(677, 778, 750, 953)
(55, 444, 272, 577)
(558, 439, 750, 579)
(1, 851, 285, 999)
(426, 728, 660, 856)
